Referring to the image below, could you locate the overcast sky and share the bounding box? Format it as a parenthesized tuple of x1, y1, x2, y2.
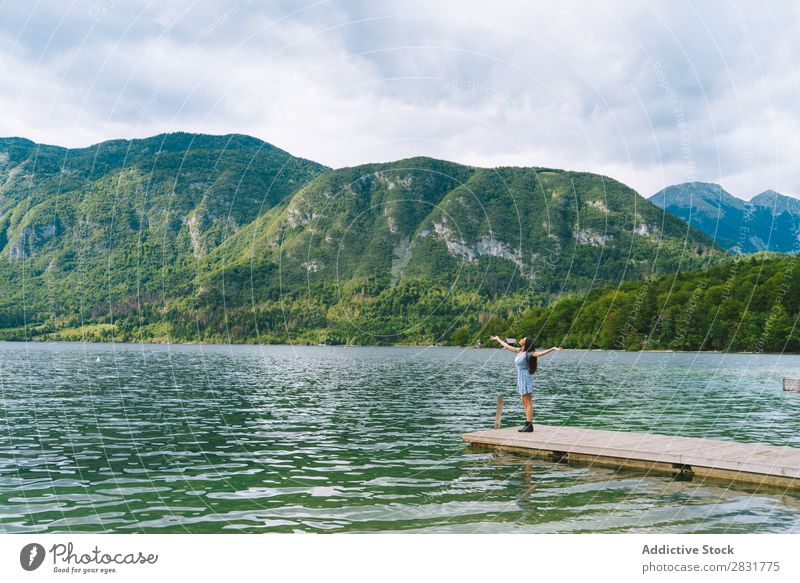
(1, 0, 798, 198)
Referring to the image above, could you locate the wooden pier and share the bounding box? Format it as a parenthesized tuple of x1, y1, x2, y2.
(463, 425, 800, 490)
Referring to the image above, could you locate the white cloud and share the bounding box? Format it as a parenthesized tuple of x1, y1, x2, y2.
(0, 0, 798, 199)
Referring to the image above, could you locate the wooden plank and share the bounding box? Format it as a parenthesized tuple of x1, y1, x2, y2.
(785, 378, 800, 392)
(493, 397, 504, 429)
(462, 424, 800, 490)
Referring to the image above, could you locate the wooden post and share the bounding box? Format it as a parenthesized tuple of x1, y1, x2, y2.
(494, 396, 504, 429)
(784, 378, 800, 392)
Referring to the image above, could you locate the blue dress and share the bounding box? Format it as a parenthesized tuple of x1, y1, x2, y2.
(515, 351, 534, 395)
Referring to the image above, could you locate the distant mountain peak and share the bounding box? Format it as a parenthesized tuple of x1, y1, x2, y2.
(649, 182, 744, 214)
(751, 189, 800, 215)
(649, 182, 800, 254)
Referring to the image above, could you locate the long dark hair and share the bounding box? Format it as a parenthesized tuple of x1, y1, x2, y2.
(520, 337, 537, 374)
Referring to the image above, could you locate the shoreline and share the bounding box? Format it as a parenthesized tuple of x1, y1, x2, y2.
(0, 338, 795, 356)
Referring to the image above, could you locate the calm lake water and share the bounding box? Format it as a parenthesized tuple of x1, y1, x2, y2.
(1, 342, 799, 533)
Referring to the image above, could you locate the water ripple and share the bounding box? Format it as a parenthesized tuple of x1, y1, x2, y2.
(1, 343, 799, 532)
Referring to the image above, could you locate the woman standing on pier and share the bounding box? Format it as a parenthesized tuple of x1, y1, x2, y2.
(490, 336, 561, 432)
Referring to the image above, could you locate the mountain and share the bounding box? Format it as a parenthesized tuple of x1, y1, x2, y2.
(185, 160, 723, 343)
(649, 182, 800, 253)
(201, 160, 720, 298)
(751, 189, 800, 216)
(0, 133, 328, 327)
(0, 134, 724, 344)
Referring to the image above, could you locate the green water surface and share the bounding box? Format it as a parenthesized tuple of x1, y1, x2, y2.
(1, 342, 799, 533)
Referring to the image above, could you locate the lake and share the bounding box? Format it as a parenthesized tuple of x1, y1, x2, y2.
(1, 342, 799, 533)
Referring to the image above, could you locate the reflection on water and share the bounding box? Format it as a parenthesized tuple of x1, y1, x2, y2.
(0, 342, 798, 533)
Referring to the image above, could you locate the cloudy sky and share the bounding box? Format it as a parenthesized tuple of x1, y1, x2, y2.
(1, 0, 798, 198)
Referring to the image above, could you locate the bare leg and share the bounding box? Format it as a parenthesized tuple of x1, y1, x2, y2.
(521, 393, 534, 422)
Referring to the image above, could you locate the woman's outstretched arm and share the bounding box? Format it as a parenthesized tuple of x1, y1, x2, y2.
(489, 335, 519, 352)
(532, 347, 563, 357)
